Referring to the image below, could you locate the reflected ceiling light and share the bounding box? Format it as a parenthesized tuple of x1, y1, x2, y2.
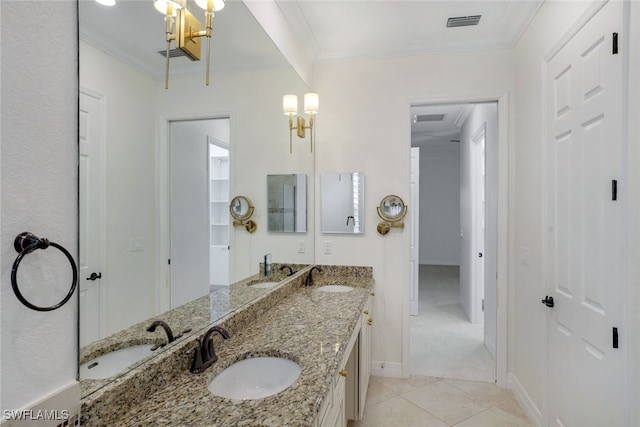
(283, 93, 319, 153)
(96, 0, 116, 5)
(154, 0, 224, 89)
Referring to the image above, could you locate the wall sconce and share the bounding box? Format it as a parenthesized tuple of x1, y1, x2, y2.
(154, 0, 224, 89)
(283, 93, 319, 153)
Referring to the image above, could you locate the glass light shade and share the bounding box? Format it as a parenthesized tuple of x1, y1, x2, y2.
(154, 0, 185, 16)
(283, 95, 298, 115)
(195, 0, 225, 11)
(95, 0, 116, 6)
(304, 93, 319, 114)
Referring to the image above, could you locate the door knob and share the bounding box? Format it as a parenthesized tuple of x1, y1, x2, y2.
(86, 272, 102, 281)
(541, 295, 554, 308)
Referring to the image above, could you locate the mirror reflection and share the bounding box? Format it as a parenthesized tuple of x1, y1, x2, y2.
(267, 174, 307, 233)
(320, 173, 365, 234)
(78, 0, 314, 397)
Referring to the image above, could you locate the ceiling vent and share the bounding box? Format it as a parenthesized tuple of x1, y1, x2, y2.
(414, 114, 445, 123)
(158, 49, 187, 58)
(446, 15, 482, 28)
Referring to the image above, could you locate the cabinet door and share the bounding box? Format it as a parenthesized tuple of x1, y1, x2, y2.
(358, 295, 373, 419)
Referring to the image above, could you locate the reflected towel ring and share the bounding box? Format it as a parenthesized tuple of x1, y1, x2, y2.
(11, 232, 78, 312)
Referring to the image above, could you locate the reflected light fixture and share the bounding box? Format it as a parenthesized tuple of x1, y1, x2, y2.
(154, 0, 225, 89)
(283, 93, 319, 153)
(95, 0, 116, 5)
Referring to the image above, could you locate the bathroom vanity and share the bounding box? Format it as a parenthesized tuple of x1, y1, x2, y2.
(80, 265, 374, 426)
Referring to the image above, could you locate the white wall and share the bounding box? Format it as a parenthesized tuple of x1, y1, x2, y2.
(313, 50, 514, 374)
(155, 67, 313, 282)
(417, 143, 460, 265)
(79, 41, 158, 336)
(1, 0, 78, 413)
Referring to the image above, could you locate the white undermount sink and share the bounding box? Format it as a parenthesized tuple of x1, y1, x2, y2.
(80, 344, 156, 379)
(208, 357, 301, 400)
(317, 285, 354, 292)
(248, 281, 280, 289)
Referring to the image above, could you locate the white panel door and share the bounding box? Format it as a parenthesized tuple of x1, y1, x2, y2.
(170, 121, 210, 308)
(410, 147, 420, 316)
(545, 2, 624, 425)
(79, 90, 105, 345)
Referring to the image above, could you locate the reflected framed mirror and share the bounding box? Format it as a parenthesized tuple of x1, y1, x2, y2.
(267, 174, 307, 233)
(230, 195, 257, 233)
(320, 173, 365, 234)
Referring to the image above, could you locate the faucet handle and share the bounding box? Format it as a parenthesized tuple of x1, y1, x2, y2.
(189, 339, 204, 374)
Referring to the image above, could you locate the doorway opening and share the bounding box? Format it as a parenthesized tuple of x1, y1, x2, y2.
(409, 101, 498, 382)
(161, 117, 231, 310)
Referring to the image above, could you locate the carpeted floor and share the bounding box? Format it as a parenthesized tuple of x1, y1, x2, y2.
(410, 265, 495, 383)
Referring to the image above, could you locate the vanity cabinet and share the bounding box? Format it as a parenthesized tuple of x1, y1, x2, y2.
(318, 292, 374, 427)
(358, 293, 373, 419)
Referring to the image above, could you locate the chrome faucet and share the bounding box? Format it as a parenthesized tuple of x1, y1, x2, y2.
(304, 265, 323, 287)
(190, 325, 231, 374)
(264, 253, 272, 277)
(146, 320, 175, 344)
(280, 265, 295, 276)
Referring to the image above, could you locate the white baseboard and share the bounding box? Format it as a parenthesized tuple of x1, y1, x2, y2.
(1, 382, 80, 427)
(371, 360, 404, 378)
(507, 373, 543, 427)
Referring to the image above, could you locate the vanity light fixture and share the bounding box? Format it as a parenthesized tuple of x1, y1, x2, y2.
(283, 93, 319, 153)
(154, 0, 225, 89)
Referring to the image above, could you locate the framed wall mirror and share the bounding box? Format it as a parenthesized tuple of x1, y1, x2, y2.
(267, 174, 307, 233)
(320, 173, 365, 234)
(78, 0, 314, 398)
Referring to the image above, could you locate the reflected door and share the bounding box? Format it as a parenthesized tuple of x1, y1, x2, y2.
(79, 90, 105, 345)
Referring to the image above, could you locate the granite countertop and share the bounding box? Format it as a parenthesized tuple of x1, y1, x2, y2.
(112, 275, 373, 426)
(80, 265, 307, 397)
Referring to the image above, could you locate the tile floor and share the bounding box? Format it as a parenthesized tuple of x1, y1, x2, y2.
(349, 375, 532, 427)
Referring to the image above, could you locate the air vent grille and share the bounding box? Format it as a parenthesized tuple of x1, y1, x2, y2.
(158, 49, 187, 58)
(446, 15, 481, 28)
(414, 114, 445, 123)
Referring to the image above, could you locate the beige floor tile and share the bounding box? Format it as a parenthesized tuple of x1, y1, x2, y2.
(357, 397, 449, 427)
(444, 379, 531, 422)
(453, 406, 533, 427)
(402, 380, 490, 425)
(364, 378, 397, 407)
(372, 375, 440, 395)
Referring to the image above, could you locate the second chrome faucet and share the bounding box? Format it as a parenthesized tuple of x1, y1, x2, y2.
(190, 326, 231, 374)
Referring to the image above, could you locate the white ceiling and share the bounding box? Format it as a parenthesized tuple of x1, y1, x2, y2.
(80, 0, 542, 144)
(274, 0, 543, 63)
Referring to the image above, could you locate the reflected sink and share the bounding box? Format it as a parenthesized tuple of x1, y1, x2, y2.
(208, 357, 301, 400)
(316, 285, 354, 292)
(80, 344, 156, 379)
(248, 281, 280, 289)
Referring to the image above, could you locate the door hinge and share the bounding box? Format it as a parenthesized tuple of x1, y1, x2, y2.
(612, 180, 618, 201)
(613, 327, 619, 349)
(168, 258, 171, 265)
(482, 299, 485, 312)
(613, 32, 618, 54)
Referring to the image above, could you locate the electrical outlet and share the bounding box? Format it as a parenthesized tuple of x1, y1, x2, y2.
(297, 241, 306, 254)
(324, 241, 332, 254)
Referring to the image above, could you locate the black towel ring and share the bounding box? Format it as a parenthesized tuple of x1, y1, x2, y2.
(11, 232, 78, 312)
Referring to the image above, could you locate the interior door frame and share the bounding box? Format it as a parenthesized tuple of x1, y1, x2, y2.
(403, 92, 509, 386)
(157, 112, 233, 314)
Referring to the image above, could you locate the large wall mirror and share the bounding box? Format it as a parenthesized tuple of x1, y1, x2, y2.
(267, 174, 307, 233)
(320, 173, 365, 234)
(78, 0, 313, 397)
